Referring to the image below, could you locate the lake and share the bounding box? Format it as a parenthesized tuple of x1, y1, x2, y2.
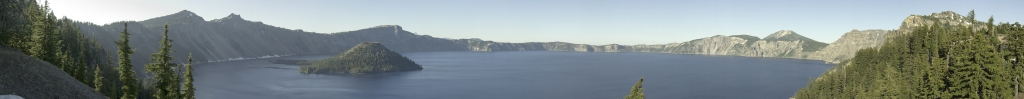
(193, 51, 832, 99)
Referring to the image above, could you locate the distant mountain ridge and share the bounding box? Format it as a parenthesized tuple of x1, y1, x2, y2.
(75, 10, 901, 71)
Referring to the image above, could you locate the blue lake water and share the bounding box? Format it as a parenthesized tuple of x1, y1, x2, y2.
(193, 51, 833, 99)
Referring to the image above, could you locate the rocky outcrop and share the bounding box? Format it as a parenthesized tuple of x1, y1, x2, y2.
(802, 11, 986, 64)
(0, 43, 107, 99)
(898, 11, 987, 34)
(806, 29, 890, 63)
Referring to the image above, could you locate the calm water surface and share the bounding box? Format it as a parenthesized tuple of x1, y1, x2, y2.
(193, 51, 832, 99)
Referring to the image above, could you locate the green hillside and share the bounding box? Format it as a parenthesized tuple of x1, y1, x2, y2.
(794, 12, 1024, 99)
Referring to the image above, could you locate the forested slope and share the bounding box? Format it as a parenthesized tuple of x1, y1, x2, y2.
(794, 11, 1024, 99)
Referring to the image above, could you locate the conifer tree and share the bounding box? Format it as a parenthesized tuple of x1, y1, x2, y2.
(181, 53, 196, 99)
(105, 53, 120, 99)
(146, 23, 179, 99)
(1011, 22, 1024, 98)
(94, 64, 103, 92)
(978, 16, 1013, 98)
(43, 2, 61, 65)
(967, 10, 975, 22)
(27, 0, 50, 62)
(624, 78, 644, 99)
(928, 24, 950, 99)
(947, 26, 982, 99)
(117, 23, 139, 99)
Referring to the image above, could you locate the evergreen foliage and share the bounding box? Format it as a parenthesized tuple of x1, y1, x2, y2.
(1, 0, 130, 98)
(1, 1, 194, 98)
(624, 78, 645, 99)
(117, 23, 140, 99)
(181, 53, 196, 99)
(145, 23, 180, 99)
(94, 64, 103, 92)
(794, 12, 1024, 99)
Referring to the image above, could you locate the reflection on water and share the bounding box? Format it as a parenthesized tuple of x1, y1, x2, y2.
(194, 51, 832, 99)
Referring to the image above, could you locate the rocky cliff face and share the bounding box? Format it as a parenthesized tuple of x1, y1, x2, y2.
(898, 11, 986, 34)
(806, 29, 890, 63)
(455, 30, 820, 59)
(802, 11, 983, 64)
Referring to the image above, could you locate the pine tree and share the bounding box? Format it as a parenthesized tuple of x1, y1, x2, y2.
(967, 10, 975, 23)
(94, 64, 103, 92)
(181, 53, 195, 99)
(873, 66, 903, 98)
(117, 23, 139, 99)
(43, 1, 61, 65)
(27, 0, 50, 62)
(624, 78, 644, 99)
(928, 24, 950, 99)
(146, 23, 178, 99)
(74, 23, 89, 85)
(977, 16, 1013, 98)
(1010, 22, 1024, 99)
(0, 0, 28, 50)
(910, 24, 931, 98)
(104, 53, 120, 99)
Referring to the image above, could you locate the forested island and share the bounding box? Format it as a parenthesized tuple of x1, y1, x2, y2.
(298, 42, 423, 74)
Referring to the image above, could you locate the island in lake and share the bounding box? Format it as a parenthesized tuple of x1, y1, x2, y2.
(280, 42, 423, 74)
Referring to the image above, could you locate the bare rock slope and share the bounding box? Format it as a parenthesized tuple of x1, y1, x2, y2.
(0, 42, 107, 99)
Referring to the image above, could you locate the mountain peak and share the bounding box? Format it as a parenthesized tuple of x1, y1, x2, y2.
(158, 10, 200, 19)
(760, 30, 829, 52)
(353, 42, 385, 50)
(762, 30, 823, 43)
(223, 13, 243, 20)
(340, 42, 388, 57)
(765, 30, 797, 40)
(138, 9, 204, 27)
(370, 25, 402, 30)
(175, 10, 196, 16)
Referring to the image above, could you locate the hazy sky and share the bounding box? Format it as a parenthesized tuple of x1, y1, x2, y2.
(48, 0, 1024, 45)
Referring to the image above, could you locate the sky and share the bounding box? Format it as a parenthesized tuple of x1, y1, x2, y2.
(47, 0, 1024, 45)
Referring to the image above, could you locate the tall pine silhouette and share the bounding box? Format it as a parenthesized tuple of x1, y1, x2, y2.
(117, 23, 139, 99)
(145, 23, 179, 99)
(181, 53, 196, 99)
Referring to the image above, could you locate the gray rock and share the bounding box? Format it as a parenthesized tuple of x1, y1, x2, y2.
(0, 95, 24, 99)
(0, 44, 107, 99)
(806, 29, 890, 63)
